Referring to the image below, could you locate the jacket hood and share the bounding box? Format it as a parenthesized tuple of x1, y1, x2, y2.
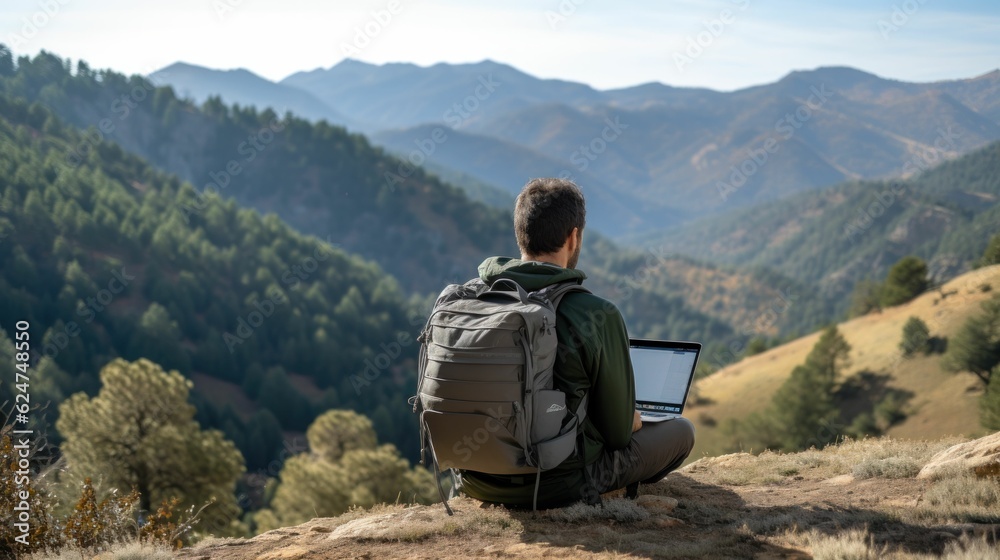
(477, 256, 587, 291)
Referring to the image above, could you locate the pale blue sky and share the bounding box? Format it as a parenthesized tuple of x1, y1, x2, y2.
(2, 0, 998, 90)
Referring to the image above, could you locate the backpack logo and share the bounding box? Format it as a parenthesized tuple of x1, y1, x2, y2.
(546, 403, 566, 413)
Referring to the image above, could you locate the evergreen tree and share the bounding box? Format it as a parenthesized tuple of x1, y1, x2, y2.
(943, 295, 1000, 385)
(980, 233, 1000, 268)
(253, 410, 435, 532)
(0, 44, 13, 77)
(56, 358, 246, 536)
(981, 366, 1000, 430)
(306, 409, 378, 463)
(243, 409, 284, 472)
(880, 256, 929, 307)
(739, 327, 851, 452)
(128, 302, 189, 373)
(900, 316, 930, 357)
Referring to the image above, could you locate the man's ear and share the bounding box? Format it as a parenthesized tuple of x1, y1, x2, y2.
(568, 227, 581, 251)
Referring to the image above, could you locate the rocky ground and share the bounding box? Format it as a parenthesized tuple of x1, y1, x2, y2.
(172, 434, 1000, 559)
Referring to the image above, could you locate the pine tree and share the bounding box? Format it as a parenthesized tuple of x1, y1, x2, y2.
(943, 295, 1000, 385)
(0, 44, 14, 77)
(880, 256, 929, 307)
(764, 327, 850, 451)
(57, 358, 246, 536)
(900, 316, 930, 357)
(128, 303, 189, 373)
(981, 366, 1000, 430)
(253, 410, 435, 532)
(979, 233, 1000, 268)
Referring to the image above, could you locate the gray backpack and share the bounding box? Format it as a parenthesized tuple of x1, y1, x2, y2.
(412, 277, 591, 513)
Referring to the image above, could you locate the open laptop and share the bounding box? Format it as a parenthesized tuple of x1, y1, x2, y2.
(630, 339, 702, 422)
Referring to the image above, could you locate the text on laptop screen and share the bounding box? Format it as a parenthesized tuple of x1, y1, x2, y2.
(631, 347, 698, 406)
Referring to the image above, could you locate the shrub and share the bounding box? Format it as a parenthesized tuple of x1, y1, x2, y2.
(852, 456, 920, 479)
(899, 316, 930, 357)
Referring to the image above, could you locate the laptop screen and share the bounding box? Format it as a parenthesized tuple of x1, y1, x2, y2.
(630, 339, 701, 414)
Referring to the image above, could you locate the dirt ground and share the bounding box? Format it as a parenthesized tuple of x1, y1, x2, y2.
(177, 438, 1000, 560)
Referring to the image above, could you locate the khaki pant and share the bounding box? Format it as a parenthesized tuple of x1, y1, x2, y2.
(585, 417, 695, 495)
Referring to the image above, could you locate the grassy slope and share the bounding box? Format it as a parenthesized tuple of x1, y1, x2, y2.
(175, 436, 998, 559)
(687, 265, 1000, 460)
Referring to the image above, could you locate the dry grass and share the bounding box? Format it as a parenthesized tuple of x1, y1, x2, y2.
(383, 507, 522, 543)
(686, 267, 1000, 460)
(543, 498, 649, 524)
(908, 472, 1000, 524)
(26, 541, 176, 560)
(683, 436, 961, 486)
(852, 456, 922, 479)
(177, 436, 999, 560)
(787, 529, 999, 560)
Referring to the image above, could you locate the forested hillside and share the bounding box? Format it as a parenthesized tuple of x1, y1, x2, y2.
(636, 141, 1000, 312)
(0, 50, 515, 294)
(0, 49, 835, 353)
(0, 90, 422, 467)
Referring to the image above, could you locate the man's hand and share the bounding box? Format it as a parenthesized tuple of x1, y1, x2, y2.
(632, 410, 642, 432)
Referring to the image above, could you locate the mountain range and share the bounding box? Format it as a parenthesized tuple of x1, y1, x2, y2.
(150, 59, 1000, 236)
(5, 46, 1000, 468)
(1, 50, 848, 465)
(4, 44, 1000, 547)
(633, 141, 1000, 305)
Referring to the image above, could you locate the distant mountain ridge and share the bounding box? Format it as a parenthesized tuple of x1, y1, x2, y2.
(150, 62, 360, 129)
(632, 140, 1000, 311)
(281, 59, 605, 131)
(150, 59, 1000, 236)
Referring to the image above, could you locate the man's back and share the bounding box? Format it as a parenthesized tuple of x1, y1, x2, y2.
(442, 177, 693, 509)
(459, 257, 635, 508)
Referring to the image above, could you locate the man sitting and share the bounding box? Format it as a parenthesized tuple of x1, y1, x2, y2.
(460, 177, 696, 507)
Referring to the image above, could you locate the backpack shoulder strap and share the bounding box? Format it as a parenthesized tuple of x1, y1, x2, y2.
(538, 280, 591, 310)
(535, 279, 592, 424)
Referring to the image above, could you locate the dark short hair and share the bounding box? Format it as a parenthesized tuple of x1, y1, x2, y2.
(514, 178, 586, 256)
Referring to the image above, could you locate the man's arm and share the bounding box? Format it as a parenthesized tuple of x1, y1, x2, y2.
(587, 303, 636, 449)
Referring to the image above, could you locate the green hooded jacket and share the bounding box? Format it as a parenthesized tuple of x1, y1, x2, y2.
(459, 257, 635, 508)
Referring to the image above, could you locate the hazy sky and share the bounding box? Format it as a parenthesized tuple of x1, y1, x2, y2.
(2, 0, 998, 91)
